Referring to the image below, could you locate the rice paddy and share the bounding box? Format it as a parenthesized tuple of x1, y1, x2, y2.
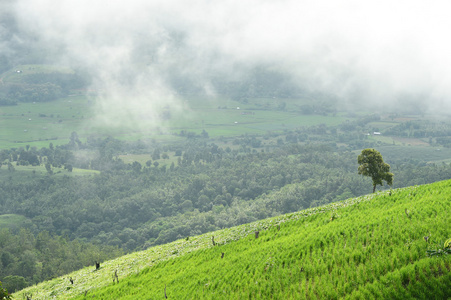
(14, 180, 451, 299)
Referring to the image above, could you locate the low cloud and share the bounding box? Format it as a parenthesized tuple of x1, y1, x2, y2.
(5, 0, 451, 127)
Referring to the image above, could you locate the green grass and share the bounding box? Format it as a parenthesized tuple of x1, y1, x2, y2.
(0, 165, 99, 181)
(14, 180, 451, 299)
(164, 107, 345, 137)
(0, 93, 349, 150)
(0, 95, 95, 149)
(1, 64, 74, 83)
(0, 214, 28, 230)
(368, 135, 401, 146)
(378, 146, 451, 163)
(0, 71, 355, 149)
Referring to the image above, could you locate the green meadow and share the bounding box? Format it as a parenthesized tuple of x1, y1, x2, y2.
(0, 214, 28, 230)
(0, 68, 352, 150)
(377, 146, 451, 164)
(14, 180, 451, 299)
(0, 96, 94, 149)
(1, 64, 75, 83)
(1, 65, 447, 152)
(0, 164, 99, 181)
(0, 94, 349, 150)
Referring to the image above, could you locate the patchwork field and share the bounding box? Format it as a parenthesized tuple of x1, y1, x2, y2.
(2, 65, 450, 156)
(377, 146, 451, 164)
(1, 64, 75, 83)
(0, 96, 94, 149)
(0, 94, 349, 150)
(0, 164, 99, 181)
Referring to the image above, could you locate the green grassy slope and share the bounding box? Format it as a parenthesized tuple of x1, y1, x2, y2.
(14, 181, 451, 299)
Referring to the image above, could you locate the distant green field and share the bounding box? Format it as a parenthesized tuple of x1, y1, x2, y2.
(0, 214, 28, 229)
(15, 180, 451, 299)
(1, 64, 74, 83)
(368, 121, 399, 130)
(0, 164, 99, 180)
(118, 153, 177, 167)
(0, 95, 95, 149)
(378, 146, 451, 163)
(1, 65, 449, 158)
(0, 94, 350, 150)
(168, 109, 346, 137)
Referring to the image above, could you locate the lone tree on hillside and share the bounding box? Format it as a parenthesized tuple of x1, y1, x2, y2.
(358, 148, 393, 193)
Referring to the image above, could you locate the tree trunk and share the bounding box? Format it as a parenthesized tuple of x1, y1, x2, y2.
(372, 185, 376, 193)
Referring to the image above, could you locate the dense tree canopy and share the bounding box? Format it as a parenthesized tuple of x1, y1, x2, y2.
(2, 133, 451, 291)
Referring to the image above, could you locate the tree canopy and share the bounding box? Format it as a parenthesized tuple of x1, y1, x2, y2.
(358, 148, 394, 193)
(0, 281, 11, 300)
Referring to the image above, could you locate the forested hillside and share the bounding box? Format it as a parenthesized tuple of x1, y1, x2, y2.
(2, 136, 451, 291)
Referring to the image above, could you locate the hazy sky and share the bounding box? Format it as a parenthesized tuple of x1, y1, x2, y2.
(5, 0, 451, 127)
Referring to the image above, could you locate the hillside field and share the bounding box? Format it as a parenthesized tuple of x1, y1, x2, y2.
(13, 180, 451, 299)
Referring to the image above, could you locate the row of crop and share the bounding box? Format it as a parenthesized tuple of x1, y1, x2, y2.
(350, 258, 451, 299)
(69, 225, 448, 299)
(202, 188, 451, 298)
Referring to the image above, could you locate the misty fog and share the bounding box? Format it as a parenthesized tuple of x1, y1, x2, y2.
(2, 0, 451, 127)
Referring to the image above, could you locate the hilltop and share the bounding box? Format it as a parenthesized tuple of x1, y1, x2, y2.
(13, 180, 451, 299)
